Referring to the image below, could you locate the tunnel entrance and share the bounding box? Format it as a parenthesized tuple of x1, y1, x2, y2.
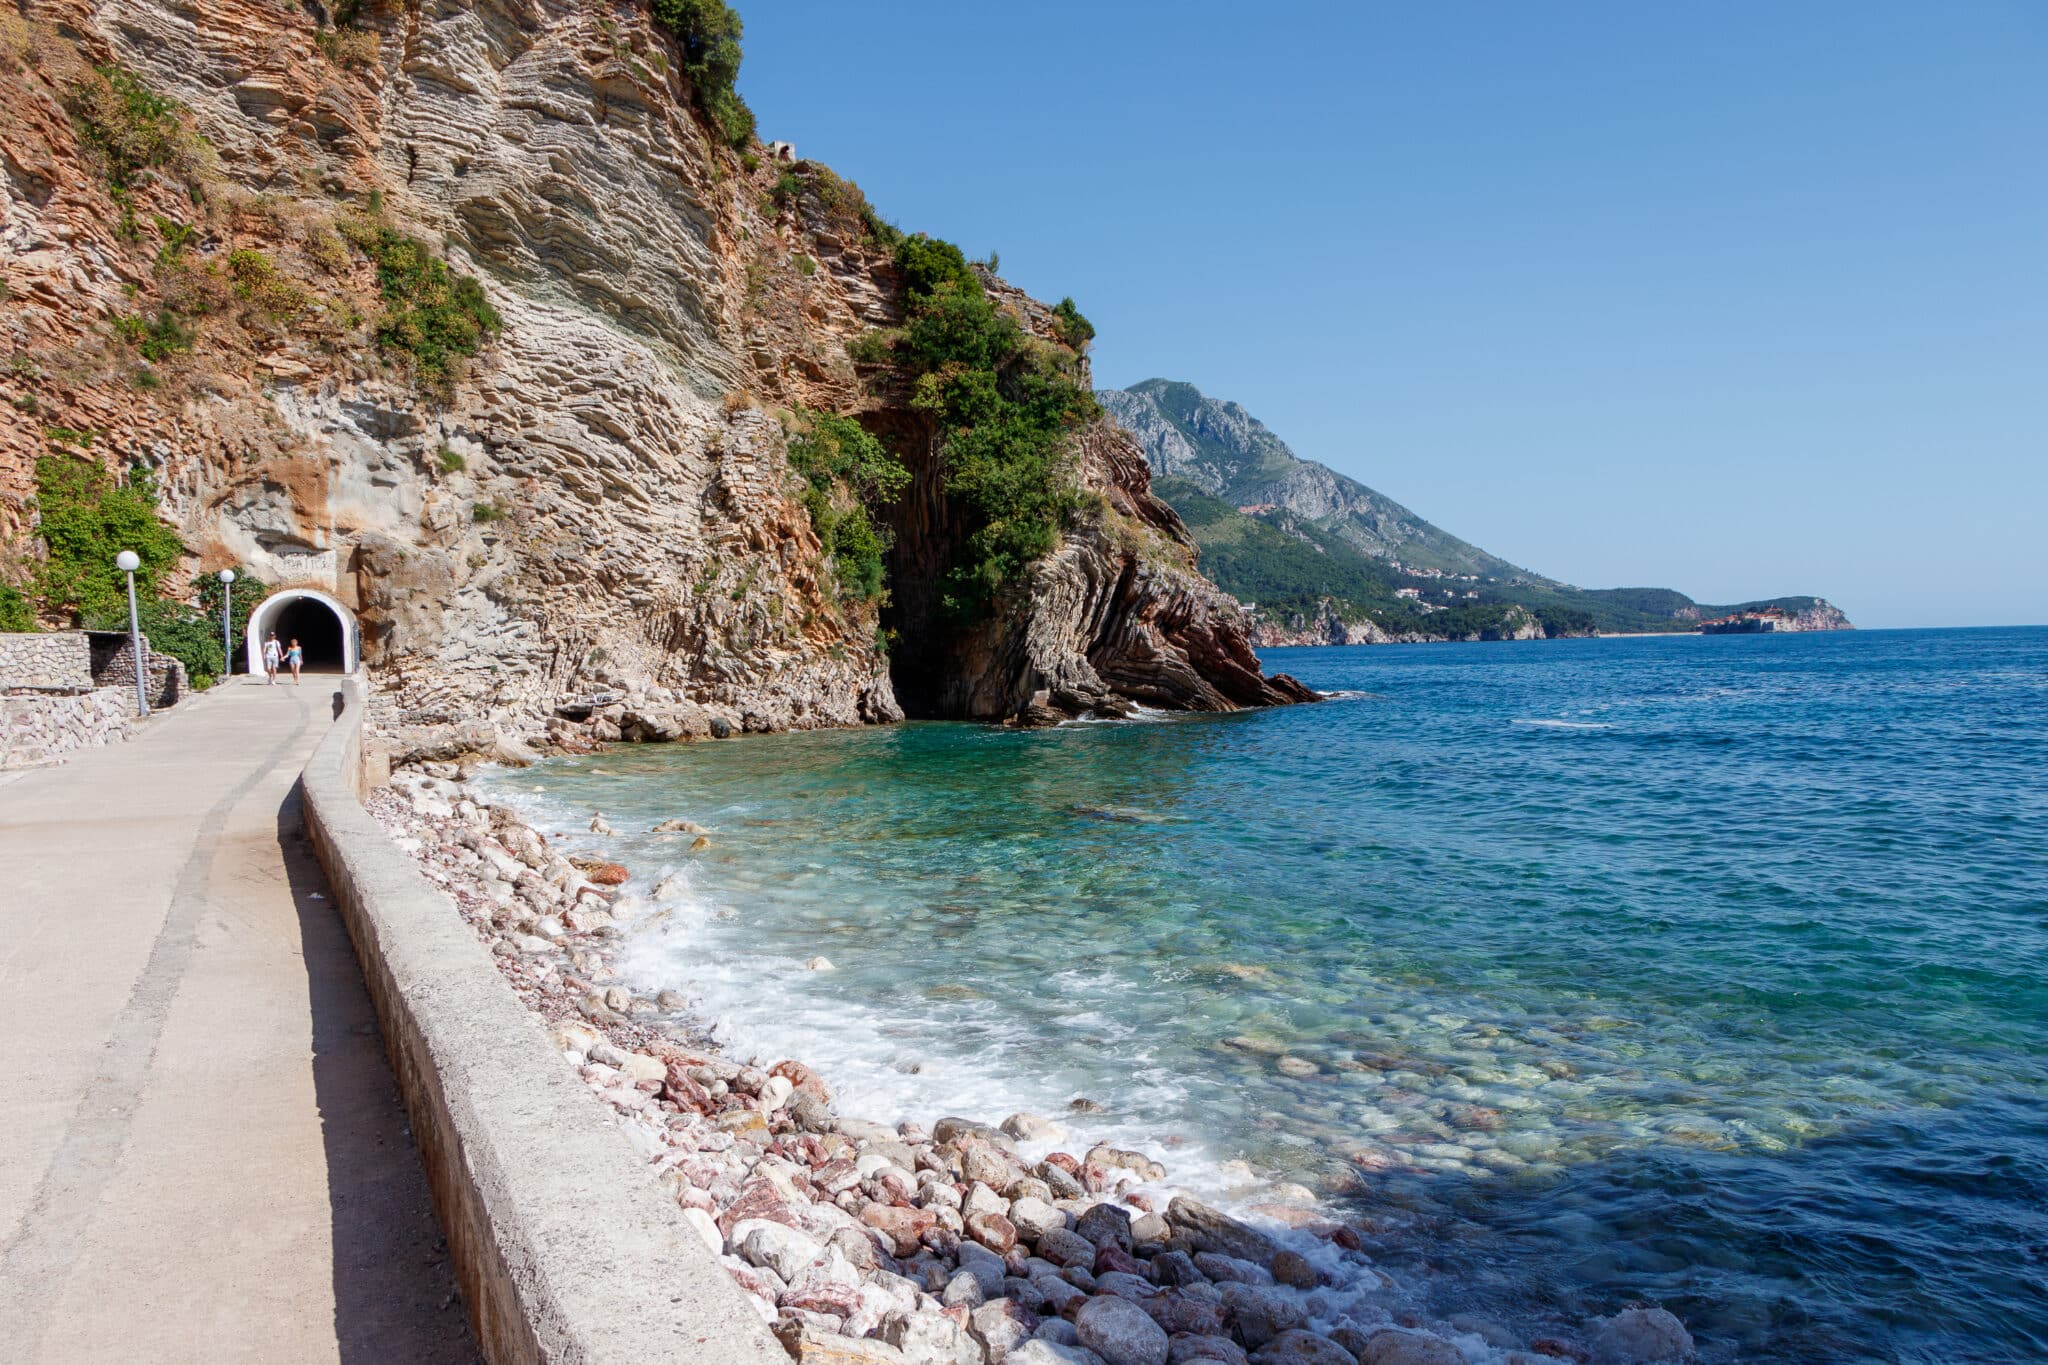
(247, 589, 358, 675)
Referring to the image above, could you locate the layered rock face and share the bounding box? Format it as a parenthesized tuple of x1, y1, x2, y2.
(928, 423, 1318, 722)
(2, 0, 1302, 740)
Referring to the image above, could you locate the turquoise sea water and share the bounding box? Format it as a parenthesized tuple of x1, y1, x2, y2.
(482, 628, 2048, 1362)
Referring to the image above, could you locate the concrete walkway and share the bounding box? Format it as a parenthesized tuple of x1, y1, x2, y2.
(0, 678, 476, 1363)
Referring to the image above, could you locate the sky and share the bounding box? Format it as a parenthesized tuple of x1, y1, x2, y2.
(735, 2, 2046, 628)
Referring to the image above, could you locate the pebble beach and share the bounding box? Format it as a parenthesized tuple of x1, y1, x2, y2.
(365, 760, 1697, 1365)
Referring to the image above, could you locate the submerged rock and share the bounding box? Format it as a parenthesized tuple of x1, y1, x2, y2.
(1353, 1329, 1461, 1365)
(1590, 1307, 1695, 1363)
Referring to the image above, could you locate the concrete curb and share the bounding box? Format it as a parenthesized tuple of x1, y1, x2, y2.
(302, 679, 789, 1364)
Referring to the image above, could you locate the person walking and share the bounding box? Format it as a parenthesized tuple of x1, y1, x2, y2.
(262, 631, 282, 685)
(286, 638, 303, 685)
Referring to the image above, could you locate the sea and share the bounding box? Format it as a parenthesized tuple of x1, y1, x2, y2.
(477, 627, 2048, 1363)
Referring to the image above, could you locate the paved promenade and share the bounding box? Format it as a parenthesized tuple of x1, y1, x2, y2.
(0, 678, 475, 1363)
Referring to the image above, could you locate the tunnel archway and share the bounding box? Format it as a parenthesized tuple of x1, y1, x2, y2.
(246, 588, 358, 676)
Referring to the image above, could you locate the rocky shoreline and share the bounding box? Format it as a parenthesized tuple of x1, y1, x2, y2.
(363, 760, 1698, 1365)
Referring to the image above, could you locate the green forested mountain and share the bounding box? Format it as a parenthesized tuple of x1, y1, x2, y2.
(1102, 380, 1848, 641)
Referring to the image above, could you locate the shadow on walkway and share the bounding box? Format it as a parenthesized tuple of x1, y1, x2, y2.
(275, 777, 479, 1362)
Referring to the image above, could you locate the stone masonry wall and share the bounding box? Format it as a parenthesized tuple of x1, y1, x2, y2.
(92, 635, 188, 713)
(0, 687, 135, 769)
(0, 632, 94, 691)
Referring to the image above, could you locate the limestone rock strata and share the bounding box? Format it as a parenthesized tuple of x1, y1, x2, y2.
(940, 427, 1316, 723)
(0, 0, 1299, 740)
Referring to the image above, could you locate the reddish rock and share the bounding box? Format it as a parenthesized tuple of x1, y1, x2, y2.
(714, 1109, 769, 1140)
(576, 860, 630, 885)
(957, 1137, 1018, 1189)
(1095, 1244, 1146, 1277)
(718, 1177, 803, 1237)
(1042, 1151, 1082, 1175)
(772, 1059, 833, 1105)
(1141, 1292, 1227, 1337)
(1529, 1339, 1592, 1362)
(724, 1261, 785, 1301)
(860, 1203, 937, 1255)
(812, 1159, 862, 1195)
(781, 1280, 864, 1318)
(1271, 1249, 1320, 1288)
(965, 1211, 1017, 1254)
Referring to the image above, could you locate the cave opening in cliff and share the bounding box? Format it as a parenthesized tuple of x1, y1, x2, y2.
(266, 596, 348, 673)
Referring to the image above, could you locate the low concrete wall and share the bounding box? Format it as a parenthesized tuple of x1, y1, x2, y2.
(300, 679, 788, 1365)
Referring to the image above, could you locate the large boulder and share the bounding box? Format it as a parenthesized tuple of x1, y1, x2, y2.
(1074, 1295, 1170, 1365)
(1591, 1307, 1695, 1363)
(1216, 1283, 1307, 1349)
(733, 1219, 824, 1283)
(1249, 1331, 1357, 1365)
(1166, 1198, 1280, 1267)
(1012, 1342, 1109, 1365)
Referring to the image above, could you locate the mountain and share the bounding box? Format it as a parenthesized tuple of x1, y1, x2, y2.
(1100, 381, 1851, 643)
(1101, 381, 1535, 581)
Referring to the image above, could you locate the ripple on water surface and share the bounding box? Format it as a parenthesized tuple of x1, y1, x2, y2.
(480, 628, 2048, 1362)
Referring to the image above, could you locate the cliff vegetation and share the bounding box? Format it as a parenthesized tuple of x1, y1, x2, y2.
(1, 0, 1304, 738)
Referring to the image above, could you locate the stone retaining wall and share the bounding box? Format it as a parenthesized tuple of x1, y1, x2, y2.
(0, 632, 94, 691)
(90, 633, 188, 712)
(0, 687, 135, 769)
(299, 679, 787, 1365)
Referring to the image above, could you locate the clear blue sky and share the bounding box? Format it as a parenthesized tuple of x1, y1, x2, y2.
(735, 2, 2046, 628)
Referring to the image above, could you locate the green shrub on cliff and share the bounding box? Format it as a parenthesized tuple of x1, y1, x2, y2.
(1052, 297, 1095, 351)
(875, 235, 1098, 621)
(23, 453, 247, 685)
(68, 64, 207, 192)
(66, 64, 211, 241)
(30, 454, 186, 624)
(0, 585, 35, 633)
(651, 0, 755, 147)
(341, 220, 501, 390)
(113, 309, 195, 362)
(787, 411, 908, 603)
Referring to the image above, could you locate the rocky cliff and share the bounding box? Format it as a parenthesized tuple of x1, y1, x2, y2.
(0, 0, 1305, 741)
(1245, 597, 1547, 648)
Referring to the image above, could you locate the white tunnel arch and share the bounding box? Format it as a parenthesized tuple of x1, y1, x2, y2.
(245, 588, 360, 676)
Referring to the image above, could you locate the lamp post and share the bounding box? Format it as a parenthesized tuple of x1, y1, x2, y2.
(116, 550, 148, 718)
(218, 568, 236, 679)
